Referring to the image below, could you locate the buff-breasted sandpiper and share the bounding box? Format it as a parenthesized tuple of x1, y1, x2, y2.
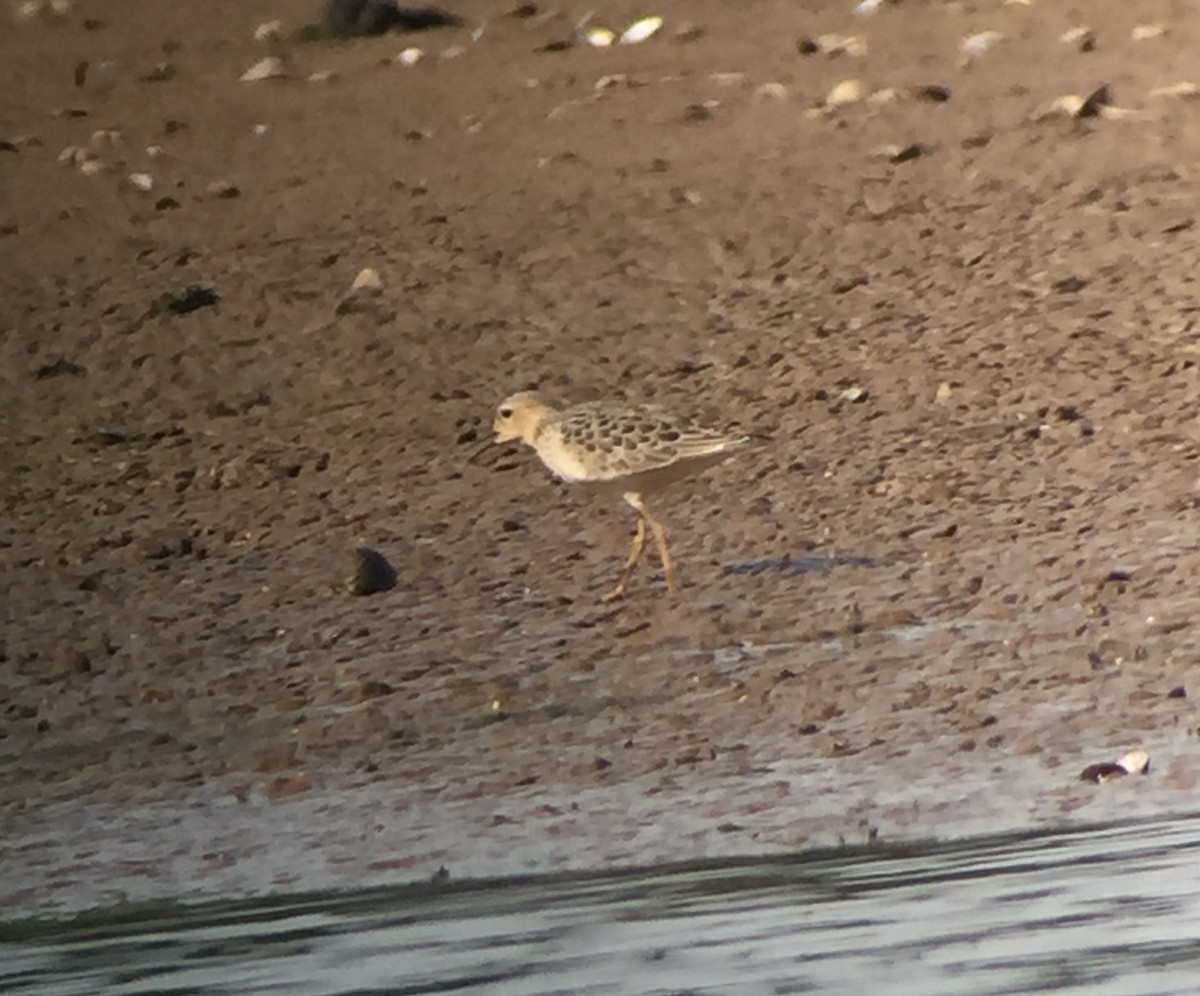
(492, 391, 751, 601)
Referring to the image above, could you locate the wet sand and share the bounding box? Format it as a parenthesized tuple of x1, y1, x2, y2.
(3, 0, 1200, 916)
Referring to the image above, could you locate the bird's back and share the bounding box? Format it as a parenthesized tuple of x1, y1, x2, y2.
(534, 401, 748, 487)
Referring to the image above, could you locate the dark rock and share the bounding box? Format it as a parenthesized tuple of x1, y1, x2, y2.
(160, 285, 219, 314)
(140, 63, 177, 83)
(346, 546, 398, 595)
(360, 679, 396, 700)
(34, 357, 86, 380)
(1053, 275, 1089, 294)
(1079, 762, 1126, 783)
(322, 0, 464, 38)
(911, 84, 952, 102)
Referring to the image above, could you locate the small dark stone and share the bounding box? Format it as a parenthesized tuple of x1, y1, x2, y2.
(797, 36, 819, 55)
(360, 679, 396, 700)
(911, 84, 952, 102)
(1167, 685, 1187, 699)
(888, 143, 928, 164)
(430, 865, 450, 883)
(74, 61, 89, 87)
(1053, 275, 1089, 294)
(160, 285, 219, 314)
(322, 0, 463, 38)
(1080, 762, 1125, 783)
(832, 274, 869, 294)
(86, 429, 129, 446)
(508, 2, 538, 16)
(537, 37, 574, 52)
(716, 822, 744, 833)
(139, 536, 175, 560)
(594, 756, 612, 770)
(77, 571, 104, 592)
(155, 196, 181, 211)
(205, 400, 238, 418)
(34, 357, 86, 380)
(347, 546, 398, 595)
(140, 63, 177, 83)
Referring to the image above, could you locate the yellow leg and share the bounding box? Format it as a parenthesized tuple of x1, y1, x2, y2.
(600, 513, 645, 602)
(625, 493, 679, 594)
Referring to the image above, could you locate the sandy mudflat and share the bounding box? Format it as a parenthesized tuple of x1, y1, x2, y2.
(3, 0, 1200, 916)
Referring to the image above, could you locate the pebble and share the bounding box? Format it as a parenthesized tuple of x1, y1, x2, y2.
(1131, 24, 1165, 41)
(351, 267, 383, 293)
(126, 172, 154, 192)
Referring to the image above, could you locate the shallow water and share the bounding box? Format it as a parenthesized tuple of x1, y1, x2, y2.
(5, 813, 1200, 995)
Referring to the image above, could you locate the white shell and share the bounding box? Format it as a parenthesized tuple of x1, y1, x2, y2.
(1117, 749, 1150, 775)
(396, 47, 423, 66)
(1060, 26, 1094, 48)
(584, 26, 615, 47)
(816, 34, 866, 57)
(620, 16, 663, 45)
(254, 20, 283, 43)
(853, 0, 884, 15)
(1131, 23, 1165, 41)
(961, 30, 1003, 56)
(127, 172, 154, 192)
(1151, 81, 1200, 100)
(240, 57, 288, 83)
(352, 267, 383, 293)
(825, 78, 866, 107)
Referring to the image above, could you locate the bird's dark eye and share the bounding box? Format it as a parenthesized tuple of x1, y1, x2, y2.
(499, 407, 513, 419)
